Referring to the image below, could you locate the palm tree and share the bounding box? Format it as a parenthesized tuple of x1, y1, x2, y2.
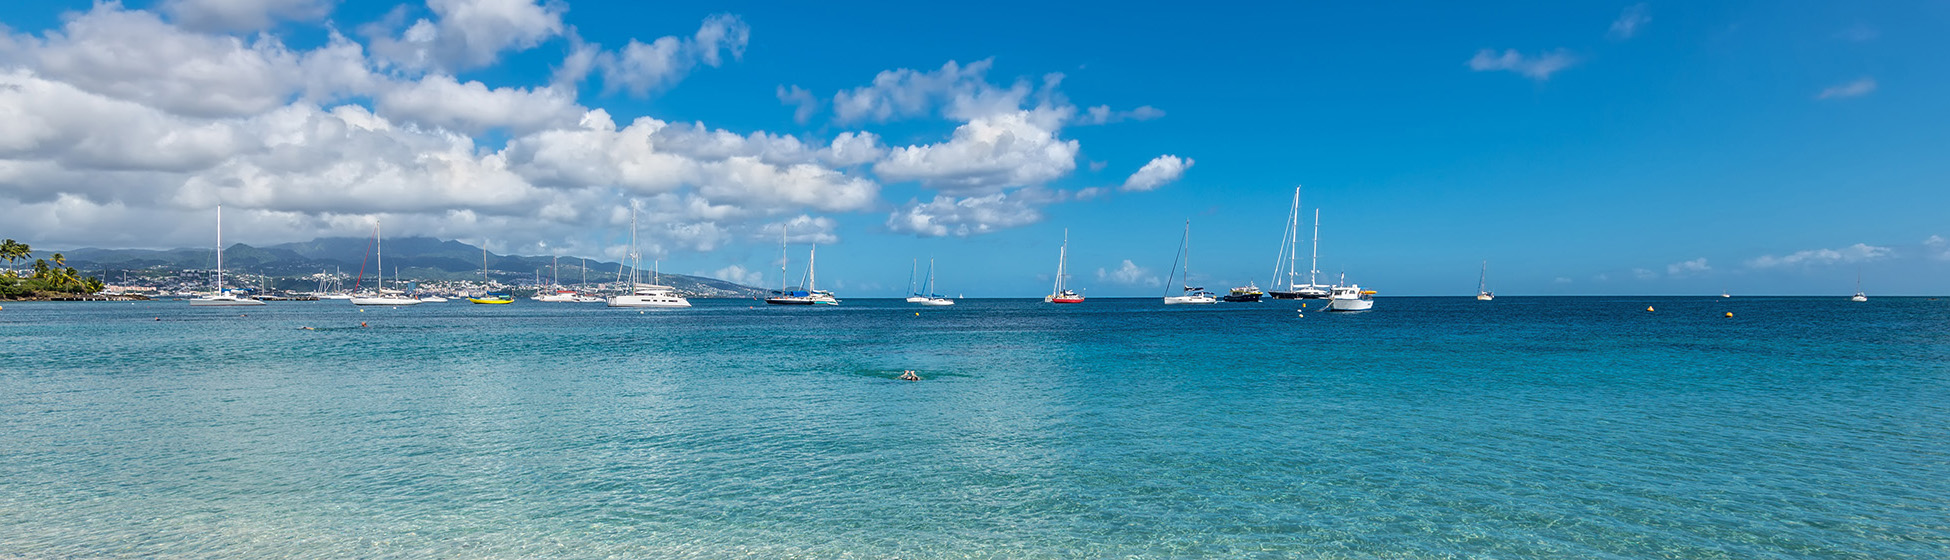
(0, 239, 27, 276)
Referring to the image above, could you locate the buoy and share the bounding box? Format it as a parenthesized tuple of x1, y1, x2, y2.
(154, 317, 161, 321)
(360, 322, 367, 327)
(1725, 312, 1733, 318)
(915, 312, 920, 316)
(1647, 306, 1655, 312)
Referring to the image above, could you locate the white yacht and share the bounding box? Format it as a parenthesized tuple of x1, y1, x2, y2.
(904, 259, 930, 303)
(917, 258, 954, 306)
(350, 220, 420, 306)
(1326, 274, 1375, 312)
(608, 205, 691, 308)
(1477, 261, 1494, 301)
(1162, 220, 1217, 305)
(188, 205, 266, 307)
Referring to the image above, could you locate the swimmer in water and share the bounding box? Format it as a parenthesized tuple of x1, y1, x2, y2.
(899, 370, 920, 381)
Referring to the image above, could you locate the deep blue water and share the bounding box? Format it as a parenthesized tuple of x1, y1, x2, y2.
(1, 297, 1947, 559)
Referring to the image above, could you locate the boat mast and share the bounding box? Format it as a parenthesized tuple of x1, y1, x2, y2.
(809, 243, 817, 292)
(215, 205, 223, 294)
(1289, 187, 1300, 290)
(909, 259, 918, 297)
(1185, 220, 1193, 292)
(627, 204, 639, 289)
(1308, 208, 1321, 288)
(1480, 261, 1488, 294)
(1054, 229, 1068, 295)
(376, 219, 383, 292)
(927, 258, 936, 297)
(779, 226, 789, 292)
(481, 239, 488, 286)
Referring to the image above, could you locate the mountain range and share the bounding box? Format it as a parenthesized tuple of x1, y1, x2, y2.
(59, 237, 766, 297)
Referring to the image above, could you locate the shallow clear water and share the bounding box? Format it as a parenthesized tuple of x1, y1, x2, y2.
(2, 297, 1947, 559)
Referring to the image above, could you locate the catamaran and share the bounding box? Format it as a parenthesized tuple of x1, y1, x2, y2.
(188, 205, 265, 306)
(1268, 187, 1330, 300)
(1045, 229, 1084, 303)
(609, 205, 692, 308)
(918, 258, 954, 306)
(349, 220, 420, 306)
(1477, 261, 1494, 301)
(1163, 220, 1217, 305)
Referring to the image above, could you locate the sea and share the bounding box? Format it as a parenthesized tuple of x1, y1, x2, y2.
(1, 296, 1946, 559)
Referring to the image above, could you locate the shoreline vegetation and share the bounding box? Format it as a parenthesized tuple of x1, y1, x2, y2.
(1, 239, 108, 301)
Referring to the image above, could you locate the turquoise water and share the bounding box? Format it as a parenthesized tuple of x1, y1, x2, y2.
(2, 297, 1947, 559)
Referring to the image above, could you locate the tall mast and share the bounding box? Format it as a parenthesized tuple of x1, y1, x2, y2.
(808, 243, 817, 292)
(779, 226, 789, 292)
(215, 205, 223, 293)
(1289, 187, 1299, 289)
(1480, 261, 1488, 293)
(481, 240, 488, 284)
(1185, 219, 1193, 291)
(376, 219, 383, 291)
(1054, 229, 1069, 294)
(927, 258, 936, 296)
(1308, 208, 1321, 287)
(627, 203, 639, 288)
(909, 259, 918, 296)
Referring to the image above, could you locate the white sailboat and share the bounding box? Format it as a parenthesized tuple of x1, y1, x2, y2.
(535, 256, 584, 302)
(1163, 220, 1217, 305)
(765, 227, 838, 305)
(905, 259, 929, 303)
(1326, 273, 1375, 312)
(918, 258, 954, 306)
(609, 204, 691, 308)
(1477, 261, 1494, 301)
(1269, 187, 1331, 300)
(1851, 272, 1868, 302)
(1044, 229, 1084, 303)
(350, 220, 420, 306)
(188, 205, 265, 306)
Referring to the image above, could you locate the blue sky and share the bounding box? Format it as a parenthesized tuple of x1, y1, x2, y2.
(1, 1, 1945, 296)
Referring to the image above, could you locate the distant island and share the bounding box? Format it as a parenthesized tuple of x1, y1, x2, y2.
(16, 236, 766, 299)
(1, 239, 110, 300)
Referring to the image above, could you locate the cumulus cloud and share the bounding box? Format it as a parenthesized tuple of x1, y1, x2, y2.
(831, 58, 1000, 124)
(1666, 257, 1709, 276)
(368, 0, 566, 72)
(1927, 235, 1949, 260)
(874, 109, 1078, 195)
(1817, 77, 1876, 99)
(1468, 48, 1577, 81)
(1747, 243, 1893, 268)
(757, 214, 840, 244)
(777, 84, 819, 124)
(1076, 105, 1164, 125)
(1097, 259, 1159, 287)
(885, 189, 1057, 237)
(162, 0, 336, 31)
(1121, 155, 1193, 192)
(712, 263, 763, 286)
(376, 75, 583, 134)
(597, 14, 750, 96)
(1609, 4, 1650, 39)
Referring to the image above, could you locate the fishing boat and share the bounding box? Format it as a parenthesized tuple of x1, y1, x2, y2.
(188, 205, 265, 307)
(350, 220, 420, 306)
(1477, 261, 1494, 301)
(917, 258, 954, 306)
(1045, 229, 1085, 303)
(610, 205, 693, 308)
(1326, 273, 1375, 312)
(1223, 283, 1263, 302)
(905, 259, 930, 303)
(1267, 187, 1331, 299)
(1163, 220, 1217, 305)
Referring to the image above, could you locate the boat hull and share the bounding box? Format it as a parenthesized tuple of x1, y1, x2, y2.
(919, 298, 955, 306)
(1267, 290, 1330, 300)
(1045, 296, 1084, 303)
(468, 298, 513, 304)
(608, 295, 691, 308)
(1163, 296, 1217, 305)
(188, 297, 265, 306)
(350, 297, 421, 306)
(1476, 293, 1494, 301)
(1327, 298, 1374, 312)
(1222, 293, 1262, 302)
(904, 296, 930, 303)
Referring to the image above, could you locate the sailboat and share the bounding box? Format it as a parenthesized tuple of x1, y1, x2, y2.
(1477, 261, 1494, 301)
(609, 204, 692, 308)
(350, 220, 420, 306)
(1851, 272, 1868, 302)
(1268, 187, 1330, 299)
(1045, 229, 1084, 303)
(188, 205, 266, 306)
(766, 228, 839, 305)
(535, 255, 584, 302)
(573, 258, 604, 302)
(1163, 220, 1217, 305)
(469, 239, 514, 304)
(918, 258, 954, 306)
(905, 259, 930, 303)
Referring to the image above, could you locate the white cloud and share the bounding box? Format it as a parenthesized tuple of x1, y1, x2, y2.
(1926, 235, 1949, 260)
(1667, 257, 1709, 276)
(162, 0, 335, 31)
(1609, 4, 1650, 39)
(376, 75, 583, 135)
(1747, 243, 1894, 268)
(593, 14, 748, 96)
(1097, 259, 1159, 287)
(1468, 49, 1577, 81)
(368, 0, 566, 72)
(874, 110, 1078, 195)
(712, 263, 763, 286)
(1076, 104, 1164, 125)
(756, 215, 839, 244)
(1818, 78, 1876, 100)
(831, 58, 999, 124)
(1121, 155, 1193, 192)
(1632, 268, 1657, 280)
(777, 84, 819, 124)
(885, 189, 1056, 237)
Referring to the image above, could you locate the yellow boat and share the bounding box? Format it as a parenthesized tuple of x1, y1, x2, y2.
(469, 292, 514, 304)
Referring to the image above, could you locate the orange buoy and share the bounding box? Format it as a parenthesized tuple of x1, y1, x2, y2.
(1646, 306, 1655, 312)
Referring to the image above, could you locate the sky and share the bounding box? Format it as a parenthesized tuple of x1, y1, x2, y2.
(1, 0, 1945, 296)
